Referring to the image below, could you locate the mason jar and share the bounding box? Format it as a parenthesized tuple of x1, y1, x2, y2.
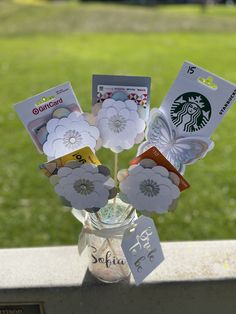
(76, 196, 137, 283)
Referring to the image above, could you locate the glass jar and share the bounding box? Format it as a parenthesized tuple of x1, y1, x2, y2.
(81, 196, 136, 283)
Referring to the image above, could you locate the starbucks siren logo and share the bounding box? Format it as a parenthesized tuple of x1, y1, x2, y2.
(170, 92, 211, 132)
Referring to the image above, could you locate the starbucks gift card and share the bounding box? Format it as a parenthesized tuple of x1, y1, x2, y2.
(159, 61, 236, 138)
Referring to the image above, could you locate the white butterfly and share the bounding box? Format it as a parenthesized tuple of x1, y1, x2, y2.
(138, 109, 214, 173)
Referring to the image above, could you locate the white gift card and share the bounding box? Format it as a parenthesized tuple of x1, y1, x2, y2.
(121, 216, 164, 285)
(160, 61, 236, 138)
(14, 82, 82, 153)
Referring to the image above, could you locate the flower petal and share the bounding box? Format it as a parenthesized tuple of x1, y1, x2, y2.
(46, 118, 59, 133)
(119, 108, 130, 117)
(81, 163, 98, 174)
(125, 100, 138, 111)
(102, 98, 116, 108)
(169, 172, 180, 186)
(80, 132, 97, 150)
(139, 158, 157, 169)
(128, 165, 144, 176)
(152, 166, 169, 177)
(169, 184, 180, 199)
(68, 112, 84, 122)
(159, 185, 172, 195)
(106, 107, 118, 118)
(57, 167, 73, 178)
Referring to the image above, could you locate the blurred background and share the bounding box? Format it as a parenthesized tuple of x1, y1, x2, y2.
(0, 0, 235, 248)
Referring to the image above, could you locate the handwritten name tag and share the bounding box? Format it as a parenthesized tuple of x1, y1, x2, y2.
(121, 216, 164, 285)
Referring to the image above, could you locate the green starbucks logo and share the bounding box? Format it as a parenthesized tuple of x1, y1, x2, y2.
(170, 92, 211, 132)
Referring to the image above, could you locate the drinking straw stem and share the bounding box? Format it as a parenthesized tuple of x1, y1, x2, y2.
(112, 152, 119, 210)
(113, 152, 118, 187)
(118, 204, 136, 223)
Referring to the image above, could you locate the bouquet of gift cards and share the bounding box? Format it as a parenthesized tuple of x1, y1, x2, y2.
(15, 61, 236, 285)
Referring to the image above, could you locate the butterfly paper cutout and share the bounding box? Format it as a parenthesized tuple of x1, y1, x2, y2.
(138, 109, 214, 173)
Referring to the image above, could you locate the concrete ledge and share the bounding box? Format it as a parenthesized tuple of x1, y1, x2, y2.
(0, 241, 236, 313)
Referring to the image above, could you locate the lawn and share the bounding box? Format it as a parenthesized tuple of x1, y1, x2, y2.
(0, 1, 236, 248)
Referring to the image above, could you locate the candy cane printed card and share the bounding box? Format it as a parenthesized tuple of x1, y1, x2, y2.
(92, 75, 151, 121)
(97, 84, 148, 107)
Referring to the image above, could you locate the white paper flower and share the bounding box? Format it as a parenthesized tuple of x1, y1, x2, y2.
(54, 163, 117, 212)
(119, 164, 180, 214)
(138, 109, 214, 172)
(96, 98, 145, 153)
(43, 112, 100, 159)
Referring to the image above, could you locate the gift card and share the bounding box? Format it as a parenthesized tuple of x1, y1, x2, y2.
(160, 61, 236, 138)
(40, 146, 100, 178)
(130, 146, 190, 191)
(14, 82, 82, 153)
(92, 75, 151, 121)
(121, 216, 164, 286)
(97, 85, 148, 106)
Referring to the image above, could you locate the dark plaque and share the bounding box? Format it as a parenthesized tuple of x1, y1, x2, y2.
(0, 303, 43, 314)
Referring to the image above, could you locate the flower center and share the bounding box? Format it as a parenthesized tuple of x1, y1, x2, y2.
(139, 179, 160, 197)
(114, 120, 122, 128)
(108, 114, 126, 133)
(74, 179, 94, 195)
(63, 130, 82, 149)
(69, 137, 76, 144)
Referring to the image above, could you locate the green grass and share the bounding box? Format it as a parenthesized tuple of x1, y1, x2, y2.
(0, 1, 236, 248)
(1, 1, 236, 34)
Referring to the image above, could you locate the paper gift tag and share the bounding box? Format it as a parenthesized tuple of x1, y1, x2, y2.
(160, 61, 236, 138)
(121, 216, 164, 285)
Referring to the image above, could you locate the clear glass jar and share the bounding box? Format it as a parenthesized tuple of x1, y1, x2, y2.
(83, 196, 136, 283)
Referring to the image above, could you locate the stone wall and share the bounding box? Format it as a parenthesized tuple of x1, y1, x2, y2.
(0, 241, 236, 314)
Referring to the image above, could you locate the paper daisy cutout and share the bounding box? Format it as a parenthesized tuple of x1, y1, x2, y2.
(96, 98, 145, 153)
(119, 163, 180, 214)
(43, 112, 100, 159)
(138, 109, 214, 172)
(53, 163, 117, 212)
